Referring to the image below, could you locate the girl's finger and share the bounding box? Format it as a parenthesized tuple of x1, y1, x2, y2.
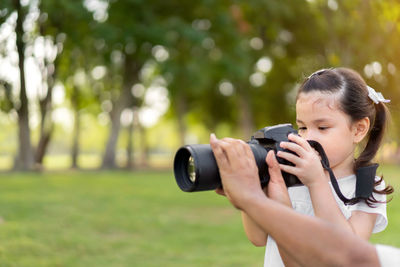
(266, 150, 279, 169)
(279, 141, 306, 158)
(266, 151, 285, 184)
(279, 163, 300, 177)
(288, 134, 312, 151)
(277, 150, 302, 166)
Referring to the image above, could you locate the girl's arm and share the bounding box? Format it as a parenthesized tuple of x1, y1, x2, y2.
(216, 184, 268, 246)
(241, 211, 267, 246)
(348, 211, 377, 239)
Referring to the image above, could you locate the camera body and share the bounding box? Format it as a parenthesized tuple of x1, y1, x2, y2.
(173, 123, 302, 192)
(249, 124, 301, 188)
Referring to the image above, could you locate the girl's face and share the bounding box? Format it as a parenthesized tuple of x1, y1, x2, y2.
(296, 91, 358, 175)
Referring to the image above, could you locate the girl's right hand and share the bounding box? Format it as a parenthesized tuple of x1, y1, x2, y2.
(277, 134, 327, 189)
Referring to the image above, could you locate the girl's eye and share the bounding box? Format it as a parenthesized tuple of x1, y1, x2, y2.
(318, 127, 328, 131)
(298, 127, 307, 131)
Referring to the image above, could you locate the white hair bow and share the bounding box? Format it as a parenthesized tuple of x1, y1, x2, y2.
(367, 86, 390, 104)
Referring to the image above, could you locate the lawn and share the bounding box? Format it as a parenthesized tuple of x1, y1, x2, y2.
(0, 165, 399, 266)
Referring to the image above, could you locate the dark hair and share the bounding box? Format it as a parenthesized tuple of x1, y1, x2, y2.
(297, 67, 393, 206)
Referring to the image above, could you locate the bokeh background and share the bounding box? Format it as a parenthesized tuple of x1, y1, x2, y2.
(0, 0, 399, 266)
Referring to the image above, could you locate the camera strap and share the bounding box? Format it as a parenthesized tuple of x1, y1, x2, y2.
(307, 140, 377, 205)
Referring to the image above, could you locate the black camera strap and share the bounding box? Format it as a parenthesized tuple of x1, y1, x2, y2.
(307, 141, 376, 205)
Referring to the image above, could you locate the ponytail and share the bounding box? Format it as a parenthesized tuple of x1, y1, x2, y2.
(354, 102, 388, 170)
(355, 102, 394, 207)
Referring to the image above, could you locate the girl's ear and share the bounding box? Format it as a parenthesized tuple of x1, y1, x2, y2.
(353, 117, 370, 144)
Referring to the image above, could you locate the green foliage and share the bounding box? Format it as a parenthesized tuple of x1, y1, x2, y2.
(0, 80, 14, 113)
(0, 0, 12, 26)
(371, 164, 400, 246)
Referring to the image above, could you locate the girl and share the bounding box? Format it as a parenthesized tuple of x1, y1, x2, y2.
(238, 68, 393, 266)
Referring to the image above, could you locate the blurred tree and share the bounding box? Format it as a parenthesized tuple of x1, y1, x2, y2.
(1, 0, 400, 171)
(237, 0, 323, 129)
(159, 1, 256, 142)
(159, 1, 227, 144)
(0, 0, 36, 170)
(96, 0, 175, 168)
(371, 0, 400, 138)
(39, 0, 95, 169)
(0, 0, 95, 170)
(13, 0, 34, 170)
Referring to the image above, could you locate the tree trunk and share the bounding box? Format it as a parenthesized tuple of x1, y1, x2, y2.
(139, 122, 148, 168)
(176, 93, 187, 146)
(35, 66, 55, 165)
(34, 21, 58, 166)
(71, 86, 80, 169)
(101, 58, 139, 169)
(13, 0, 34, 171)
(71, 110, 80, 169)
(34, 131, 52, 168)
(237, 86, 255, 139)
(125, 109, 135, 169)
(102, 107, 122, 169)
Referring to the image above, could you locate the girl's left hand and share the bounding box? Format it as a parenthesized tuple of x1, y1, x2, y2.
(277, 134, 327, 188)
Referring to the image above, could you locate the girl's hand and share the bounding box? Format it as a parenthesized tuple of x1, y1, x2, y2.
(277, 134, 327, 188)
(265, 150, 291, 207)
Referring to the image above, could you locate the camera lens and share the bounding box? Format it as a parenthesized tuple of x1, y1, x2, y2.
(174, 144, 221, 192)
(174, 144, 270, 192)
(188, 156, 196, 183)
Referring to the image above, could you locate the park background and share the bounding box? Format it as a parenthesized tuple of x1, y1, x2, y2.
(0, 0, 400, 266)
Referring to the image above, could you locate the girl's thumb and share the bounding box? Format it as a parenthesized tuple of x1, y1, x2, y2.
(266, 150, 279, 169)
(266, 150, 285, 183)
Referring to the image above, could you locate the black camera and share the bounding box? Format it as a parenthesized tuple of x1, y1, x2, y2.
(173, 123, 302, 192)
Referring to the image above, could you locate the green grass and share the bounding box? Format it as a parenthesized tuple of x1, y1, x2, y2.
(370, 164, 400, 246)
(0, 153, 173, 171)
(0, 170, 264, 266)
(0, 165, 399, 266)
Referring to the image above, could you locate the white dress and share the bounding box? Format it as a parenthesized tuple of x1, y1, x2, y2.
(263, 175, 388, 267)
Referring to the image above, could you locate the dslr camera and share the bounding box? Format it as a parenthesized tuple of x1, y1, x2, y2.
(173, 123, 302, 192)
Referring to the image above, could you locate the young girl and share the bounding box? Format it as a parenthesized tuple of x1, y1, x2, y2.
(239, 67, 393, 266)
